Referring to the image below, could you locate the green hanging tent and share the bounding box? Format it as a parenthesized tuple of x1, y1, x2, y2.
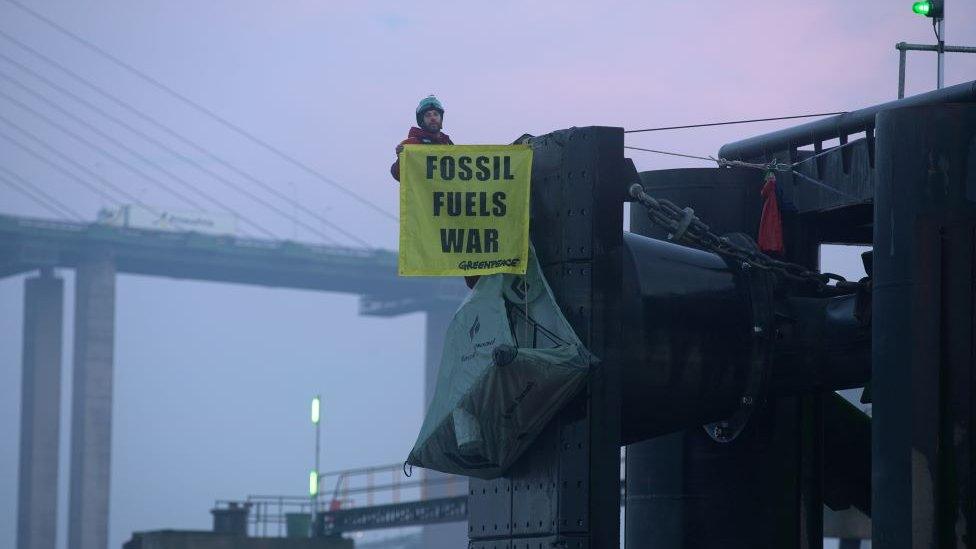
(406, 247, 597, 479)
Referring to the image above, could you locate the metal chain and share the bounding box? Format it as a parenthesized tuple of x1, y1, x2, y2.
(628, 184, 851, 287)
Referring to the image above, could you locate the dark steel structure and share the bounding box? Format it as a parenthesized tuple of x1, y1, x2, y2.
(467, 127, 630, 549)
(872, 104, 976, 547)
(463, 81, 976, 548)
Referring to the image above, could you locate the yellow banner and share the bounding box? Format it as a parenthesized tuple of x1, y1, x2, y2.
(399, 144, 532, 276)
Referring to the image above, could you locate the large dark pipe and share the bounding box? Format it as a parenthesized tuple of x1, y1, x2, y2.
(618, 232, 749, 442)
(718, 80, 976, 161)
(618, 167, 870, 442)
(618, 232, 870, 442)
(622, 168, 871, 549)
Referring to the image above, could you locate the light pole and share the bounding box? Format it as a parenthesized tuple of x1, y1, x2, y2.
(903, 1, 947, 95)
(310, 395, 321, 536)
(935, 5, 945, 89)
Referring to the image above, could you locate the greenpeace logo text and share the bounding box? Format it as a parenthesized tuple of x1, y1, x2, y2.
(457, 258, 521, 271)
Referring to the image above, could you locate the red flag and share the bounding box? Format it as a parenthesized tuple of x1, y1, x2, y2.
(758, 172, 784, 255)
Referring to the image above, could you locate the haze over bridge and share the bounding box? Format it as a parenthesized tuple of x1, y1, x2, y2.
(3, 212, 466, 549)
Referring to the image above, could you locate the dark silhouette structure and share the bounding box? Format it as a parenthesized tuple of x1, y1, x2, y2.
(464, 81, 976, 548)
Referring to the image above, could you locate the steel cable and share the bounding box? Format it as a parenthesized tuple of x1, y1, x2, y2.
(0, 48, 368, 246)
(0, 168, 82, 219)
(0, 120, 144, 210)
(1, 0, 398, 222)
(0, 118, 276, 240)
(624, 111, 848, 134)
(0, 82, 293, 241)
(626, 139, 863, 200)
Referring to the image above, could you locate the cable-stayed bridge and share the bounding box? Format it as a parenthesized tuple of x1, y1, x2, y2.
(0, 213, 463, 312)
(0, 0, 477, 546)
(3, 211, 468, 549)
(0, 5, 467, 544)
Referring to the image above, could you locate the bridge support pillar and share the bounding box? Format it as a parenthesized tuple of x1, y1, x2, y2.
(422, 304, 469, 549)
(68, 253, 116, 549)
(17, 269, 64, 549)
(424, 305, 454, 411)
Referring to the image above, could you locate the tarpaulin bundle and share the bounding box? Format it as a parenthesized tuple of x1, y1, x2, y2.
(406, 246, 596, 479)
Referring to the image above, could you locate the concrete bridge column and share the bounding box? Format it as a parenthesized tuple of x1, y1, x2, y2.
(68, 253, 116, 549)
(17, 269, 64, 549)
(422, 304, 468, 549)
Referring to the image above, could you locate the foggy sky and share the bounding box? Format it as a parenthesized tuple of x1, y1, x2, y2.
(1, 1, 975, 548)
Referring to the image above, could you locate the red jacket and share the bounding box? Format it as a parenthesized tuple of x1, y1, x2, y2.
(391, 127, 477, 287)
(390, 127, 453, 181)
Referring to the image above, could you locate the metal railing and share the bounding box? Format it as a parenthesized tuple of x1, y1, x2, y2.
(215, 463, 467, 537)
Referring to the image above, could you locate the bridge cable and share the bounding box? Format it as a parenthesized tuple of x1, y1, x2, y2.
(0, 82, 210, 215)
(0, 125, 130, 207)
(0, 69, 352, 245)
(1, 0, 398, 223)
(0, 164, 84, 219)
(624, 111, 848, 134)
(0, 168, 83, 220)
(0, 117, 276, 240)
(0, 46, 370, 247)
(0, 116, 272, 237)
(0, 79, 305, 242)
(0, 86, 277, 238)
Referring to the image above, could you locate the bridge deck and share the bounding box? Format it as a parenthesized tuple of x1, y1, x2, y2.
(0, 214, 465, 311)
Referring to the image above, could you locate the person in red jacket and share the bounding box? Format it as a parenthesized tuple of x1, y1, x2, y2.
(392, 96, 478, 288)
(390, 95, 453, 182)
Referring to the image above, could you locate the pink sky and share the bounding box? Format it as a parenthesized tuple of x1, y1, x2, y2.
(1, 1, 973, 248)
(0, 2, 973, 548)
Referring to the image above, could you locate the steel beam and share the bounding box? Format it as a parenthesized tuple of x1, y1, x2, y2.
(17, 270, 64, 549)
(468, 126, 633, 548)
(68, 252, 116, 549)
(718, 80, 976, 162)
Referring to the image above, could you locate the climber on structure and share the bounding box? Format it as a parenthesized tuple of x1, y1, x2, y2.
(390, 95, 453, 182)
(392, 96, 478, 289)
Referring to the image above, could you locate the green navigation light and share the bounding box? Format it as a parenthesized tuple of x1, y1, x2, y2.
(309, 470, 319, 496)
(311, 396, 320, 425)
(911, 0, 942, 17)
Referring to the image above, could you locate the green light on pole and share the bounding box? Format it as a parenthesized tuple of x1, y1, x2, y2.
(311, 396, 320, 425)
(911, 0, 943, 17)
(309, 470, 318, 496)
